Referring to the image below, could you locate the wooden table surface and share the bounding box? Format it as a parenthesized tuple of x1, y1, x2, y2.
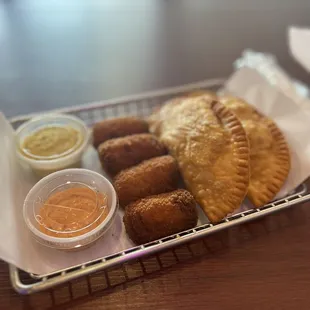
(1, 1, 310, 309)
(1, 198, 310, 310)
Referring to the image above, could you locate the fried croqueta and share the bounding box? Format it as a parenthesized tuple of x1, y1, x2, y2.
(123, 189, 198, 244)
(93, 117, 148, 148)
(114, 155, 179, 207)
(98, 133, 167, 175)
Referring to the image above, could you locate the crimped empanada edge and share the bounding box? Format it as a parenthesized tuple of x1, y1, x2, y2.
(206, 100, 250, 223)
(248, 120, 290, 207)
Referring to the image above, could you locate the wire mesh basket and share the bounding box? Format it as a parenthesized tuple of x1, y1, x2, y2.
(8, 78, 310, 295)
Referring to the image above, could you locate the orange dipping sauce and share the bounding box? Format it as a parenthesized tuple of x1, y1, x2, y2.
(38, 187, 108, 238)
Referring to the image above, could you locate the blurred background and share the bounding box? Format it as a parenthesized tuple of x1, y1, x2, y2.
(0, 0, 309, 117)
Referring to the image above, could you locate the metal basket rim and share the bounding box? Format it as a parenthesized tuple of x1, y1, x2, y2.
(8, 78, 310, 295)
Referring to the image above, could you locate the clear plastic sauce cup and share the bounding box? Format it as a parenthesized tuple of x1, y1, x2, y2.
(16, 114, 90, 177)
(23, 169, 118, 250)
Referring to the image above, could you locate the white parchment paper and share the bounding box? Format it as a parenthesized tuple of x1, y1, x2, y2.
(1, 67, 310, 275)
(289, 26, 310, 73)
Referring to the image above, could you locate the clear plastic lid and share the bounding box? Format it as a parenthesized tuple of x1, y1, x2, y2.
(34, 181, 109, 238)
(16, 114, 90, 176)
(16, 114, 87, 160)
(20, 125, 83, 161)
(23, 169, 118, 250)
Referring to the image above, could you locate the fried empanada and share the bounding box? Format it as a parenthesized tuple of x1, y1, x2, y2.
(149, 97, 250, 223)
(220, 97, 290, 207)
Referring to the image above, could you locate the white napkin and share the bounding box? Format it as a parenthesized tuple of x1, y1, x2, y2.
(289, 26, 310, 73)
(0, 113, 36, 268)
(234, 49, 310, 107)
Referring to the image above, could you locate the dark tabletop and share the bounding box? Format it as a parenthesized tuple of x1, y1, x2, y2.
(2, 197, 310, 310)
(0, 0, 310, 118)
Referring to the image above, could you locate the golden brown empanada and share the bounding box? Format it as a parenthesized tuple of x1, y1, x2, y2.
(220, 97, 290, 207)
(149, 97, 250, 223)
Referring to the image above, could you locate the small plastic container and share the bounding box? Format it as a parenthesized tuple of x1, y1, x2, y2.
(23, 169, 118, 250)
(15, 114, 90, 177)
